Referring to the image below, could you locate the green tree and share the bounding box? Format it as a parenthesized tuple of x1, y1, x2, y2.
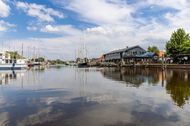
(7, 51, 24, 59)
(147, 46, 159, 55)
(180, 40, 190, 54)
(49, 59, 67, 65)
(166, 28, 190, 56)
(38, 57, 45, 62)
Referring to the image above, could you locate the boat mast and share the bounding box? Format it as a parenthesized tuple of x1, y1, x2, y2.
(33, 46, 36, 62)
(27, 46, 30, 59)
(83, 30, 88, 59)
(21, 43, 23, 58)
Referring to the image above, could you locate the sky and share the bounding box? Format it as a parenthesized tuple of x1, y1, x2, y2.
(0, 0, 190, 60)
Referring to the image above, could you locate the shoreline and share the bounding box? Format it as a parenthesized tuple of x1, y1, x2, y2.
(88, 62, 190, 69)
(122, 64, 190, 69)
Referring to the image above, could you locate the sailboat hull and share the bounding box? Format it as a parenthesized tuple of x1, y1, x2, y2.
(77, 62, 88, 68)
(0, 64, 27, 70)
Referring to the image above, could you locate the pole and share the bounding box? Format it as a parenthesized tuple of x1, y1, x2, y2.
(21, 43, 23, 58)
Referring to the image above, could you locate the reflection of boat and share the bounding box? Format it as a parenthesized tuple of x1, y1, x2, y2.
(0, 70, 26, 85)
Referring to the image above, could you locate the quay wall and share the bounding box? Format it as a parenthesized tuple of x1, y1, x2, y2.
(123, 64, 190, 69)
(88, 61, 190, 69)
(89, 62, 190, 69)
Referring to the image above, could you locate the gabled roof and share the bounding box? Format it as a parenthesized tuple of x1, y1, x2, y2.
(125, 45, 145, 52)
(104, 45, 146, 55)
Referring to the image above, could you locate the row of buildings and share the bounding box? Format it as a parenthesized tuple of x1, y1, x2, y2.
(100, 45, 164, 65)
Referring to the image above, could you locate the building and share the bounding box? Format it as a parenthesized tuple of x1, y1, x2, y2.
(159, 50, 166, 58)
(104, 48, 125, 63)
(104, 45, 147, 63)
(123, 52, 157, 64)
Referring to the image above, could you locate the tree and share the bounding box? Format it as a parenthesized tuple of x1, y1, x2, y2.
(147, 46, 159, 55)
(180, 40, 190, 54)
(166, 28, 190, 56)
(38, 57, 45, 62)
(49, 59, 67, 65)
(7, 51, 24, 59)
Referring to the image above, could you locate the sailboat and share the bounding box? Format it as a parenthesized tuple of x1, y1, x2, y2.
(77, 57, 88, 68)
(27, 47, 41, 67)
(76, 47, 89, 68)
(76, 31, 89, 68)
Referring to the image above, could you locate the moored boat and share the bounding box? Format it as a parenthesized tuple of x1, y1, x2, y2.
(77, 62, 88, 68)
(0, 51, 28, 70)
(77, 57, 89, 68)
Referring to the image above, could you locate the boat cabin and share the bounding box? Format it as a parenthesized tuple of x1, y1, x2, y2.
(0, 52, 12, 64)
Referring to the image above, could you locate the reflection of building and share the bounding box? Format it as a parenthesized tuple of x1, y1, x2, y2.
(101, 68, 160, 87)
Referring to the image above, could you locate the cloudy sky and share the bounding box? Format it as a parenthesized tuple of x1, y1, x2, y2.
(0, 0, 189, 60)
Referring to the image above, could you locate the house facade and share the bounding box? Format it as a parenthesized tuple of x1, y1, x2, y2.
(104, 46, 147, 63)
(104, 48, 125, 62)
(122, 46, 146, 58)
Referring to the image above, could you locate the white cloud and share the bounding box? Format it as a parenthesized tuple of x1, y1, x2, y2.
(0, 0, 10, 17)
(3, 0, 190, 59)
(44, 0, 190, 59)
(64, 0, 134, 25)
(27, 26, 38, 31)
(16, 1, 64, 22)
(146, 0, 187, 10)
(41, 24, 81, 35)
(0, 20, 15, 31)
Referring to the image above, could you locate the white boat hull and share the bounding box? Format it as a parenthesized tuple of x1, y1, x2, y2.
(0, 64, 27, 70)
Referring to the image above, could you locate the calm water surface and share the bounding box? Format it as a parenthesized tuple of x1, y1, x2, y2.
(0, 67, 190, 126)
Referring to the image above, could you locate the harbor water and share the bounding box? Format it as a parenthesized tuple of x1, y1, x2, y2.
(0, 67, 190, 126)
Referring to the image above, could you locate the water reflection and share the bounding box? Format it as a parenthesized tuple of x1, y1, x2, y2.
(101, 68, 190, 108)
(0, 67, 190, 126)
(101, 68, 162, 87)
(165, 70, 190, 107)
(0, 70, 25, 85)
(0, 89, 96, 126)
